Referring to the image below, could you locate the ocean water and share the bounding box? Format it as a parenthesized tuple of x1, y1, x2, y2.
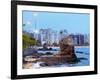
(33, 47, 90, 68)
(74, 47, 90, 66)
(55, 47, 90, 67)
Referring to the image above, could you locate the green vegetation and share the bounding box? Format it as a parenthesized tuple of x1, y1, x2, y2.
(23, 34, 37, 49)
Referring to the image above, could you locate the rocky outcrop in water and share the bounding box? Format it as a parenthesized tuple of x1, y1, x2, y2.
(43, 43, 48, 50)
(38, 36, 79, 66)
(55, 36, 78, 63)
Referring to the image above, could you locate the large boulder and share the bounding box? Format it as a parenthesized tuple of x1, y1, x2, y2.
(38, 36, 79, 66)
(55, 36, 78, 63)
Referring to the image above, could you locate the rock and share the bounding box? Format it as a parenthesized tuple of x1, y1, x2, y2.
(40, 62, 49, 67)
(39, 56, 60, 66)
(43, 43, 48, 50)
(38, 36, 79, 66)
(55, 36, 78, 63)
(45, 52, 53, 55)
(76, 51, 84, 54)
(48, 47, 52, 50)
(38, 47, 53, 51)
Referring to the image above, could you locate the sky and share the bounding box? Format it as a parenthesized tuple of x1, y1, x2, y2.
(22, 11, 90, 34)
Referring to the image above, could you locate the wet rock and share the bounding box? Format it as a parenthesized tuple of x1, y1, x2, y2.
(45, 52, 53, 55)
(78, 57, 87, 60)
(76, 51, 84, 54)
(38, 36, 79, 66)
(40, 62, 49, 67)
(43, 43, 48, 50)
(55, 36, 78, 63)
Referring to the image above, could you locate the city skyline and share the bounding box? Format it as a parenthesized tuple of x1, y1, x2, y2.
(23, 29, 90, 46)
(23, 11, 90, 34)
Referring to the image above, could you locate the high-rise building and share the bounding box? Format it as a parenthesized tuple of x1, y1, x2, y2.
(59, 29, 68, 40)
(70, 34, 85, 46)
(84, 34, 90, 45)
(39, 28, 59, 46)
(51, 30, 59, 45)
(78, 34, 84, 45)
(39, 28, 52, 45)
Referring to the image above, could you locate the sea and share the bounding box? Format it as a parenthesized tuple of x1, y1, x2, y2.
(32, 47, 90, 68)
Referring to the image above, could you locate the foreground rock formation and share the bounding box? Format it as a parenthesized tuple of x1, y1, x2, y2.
(38, 36, 79, 66)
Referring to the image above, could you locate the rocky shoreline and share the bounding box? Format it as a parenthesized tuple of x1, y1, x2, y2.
(23, 36, 80, 69)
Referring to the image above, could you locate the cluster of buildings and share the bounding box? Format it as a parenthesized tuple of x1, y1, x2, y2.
(39, 29, 68, 45)
(23, 28, 90, 46)
(69, 34, 90, 46)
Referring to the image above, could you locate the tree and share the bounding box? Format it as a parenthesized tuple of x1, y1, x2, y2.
(23, 34, 37, 49)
